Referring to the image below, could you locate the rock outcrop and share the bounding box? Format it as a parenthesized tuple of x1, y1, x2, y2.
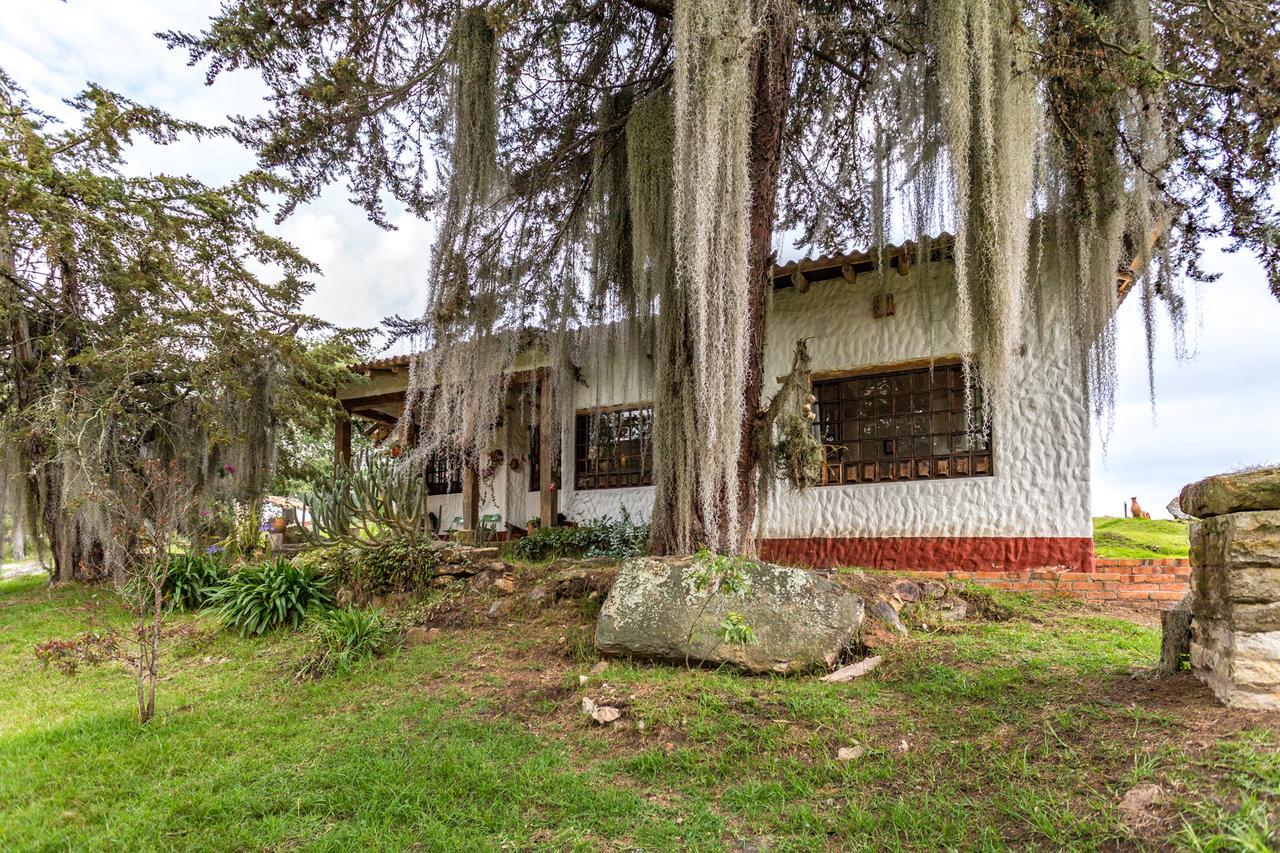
(1181, 466, 1280, 519)
(595, 557, 864, 674)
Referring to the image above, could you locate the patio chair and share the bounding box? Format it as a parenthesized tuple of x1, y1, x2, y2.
(441, 516, 465, 539)
(476, 513, 501, 545)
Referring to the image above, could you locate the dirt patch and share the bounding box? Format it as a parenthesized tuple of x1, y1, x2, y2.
(1105, 670, 1280, 740)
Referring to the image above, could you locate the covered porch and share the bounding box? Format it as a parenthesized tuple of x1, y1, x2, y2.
(334, 357, 561, 538)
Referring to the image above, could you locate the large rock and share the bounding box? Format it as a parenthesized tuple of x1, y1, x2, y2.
(1181, 467, 1280, 519)
(595, 556, 863, 674)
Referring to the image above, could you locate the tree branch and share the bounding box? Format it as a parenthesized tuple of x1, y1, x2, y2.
(622, 0, 673, 19)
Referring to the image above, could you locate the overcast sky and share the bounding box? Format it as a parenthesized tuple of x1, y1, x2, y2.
(4, 1, 1277, 519)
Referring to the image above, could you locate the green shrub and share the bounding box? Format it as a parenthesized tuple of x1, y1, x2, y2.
(212, 558, 334, 635)
(357, 539, 441, 591)
(504, 512, 649, 562)
(297, 607, 395, 678)
(296, 539, 440, 599)
(162, 553, 228, 611)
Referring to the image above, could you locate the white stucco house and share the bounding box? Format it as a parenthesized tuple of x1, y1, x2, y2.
(338, 236, 1120, 573)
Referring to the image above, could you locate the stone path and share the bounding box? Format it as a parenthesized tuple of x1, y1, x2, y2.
(1, 560, 46, 581)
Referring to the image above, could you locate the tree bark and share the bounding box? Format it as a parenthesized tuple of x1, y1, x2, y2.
(10, 519, 21, 561)
(1157, 593, 1193, 676)
(647, 2, 796, 557)
(537, 369, 559, 528)
(732, 3, 795, 554)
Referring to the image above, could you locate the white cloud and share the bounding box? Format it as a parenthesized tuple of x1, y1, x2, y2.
(276, 188, 437, 338)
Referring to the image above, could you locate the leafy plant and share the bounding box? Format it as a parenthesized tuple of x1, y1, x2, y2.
(684, 548, 758, 665)
(687, 549, 754, 597)
(162, 553, 227, 611)
(211, 558, 334, 635)
(34, 632, 120, 676)
(718, 612, 758, 646)
(218, 504, 266, 564)
(356, 539, 443, 592)
(503, 511, 649, 562)
(296, 607, 395, 679)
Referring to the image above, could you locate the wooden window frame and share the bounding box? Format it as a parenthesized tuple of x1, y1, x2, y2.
(573, 404, 654, 490)
(424, 451, 463, 496)
(810, 359, 993, 486)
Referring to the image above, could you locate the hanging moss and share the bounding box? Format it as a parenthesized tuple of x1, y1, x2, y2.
(628, 89, 697, 554)
(384, 0, 1183, 560)
(672, 0, 795, 552)
(869, 0, 1180, 439)
(404, 5, 514, 468)
(773, 416, 822, 490)
(752, 338, 816, 533)
(925, 0, 1039, 420)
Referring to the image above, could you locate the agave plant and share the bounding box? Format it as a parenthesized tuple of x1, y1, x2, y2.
(304, 450, 434, 549)
(162, 553, 227, 611)
(211, 558, 334, 635)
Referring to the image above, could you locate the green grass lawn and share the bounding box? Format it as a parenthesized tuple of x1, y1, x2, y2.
(1094, 516, 1191, 559)
(2, 571, 1276, 850)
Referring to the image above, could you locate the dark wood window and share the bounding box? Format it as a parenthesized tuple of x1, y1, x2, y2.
(812, 362, 992, 485)
(574, 406, 654, 490)
(425, 451, 463, 495)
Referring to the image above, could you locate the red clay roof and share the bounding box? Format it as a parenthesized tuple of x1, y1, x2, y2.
(348, 353, 411, 373)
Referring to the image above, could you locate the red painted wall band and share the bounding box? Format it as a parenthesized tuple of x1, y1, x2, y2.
(759, 536, 1096, 574)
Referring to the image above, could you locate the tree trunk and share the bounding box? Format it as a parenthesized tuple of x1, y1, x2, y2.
(10, 519, 22, 562)
(731, 3, 795, 555)
(649, 282, 700, 555)
(648, 2, 796, 557)
(1157, 593, 1193, 676)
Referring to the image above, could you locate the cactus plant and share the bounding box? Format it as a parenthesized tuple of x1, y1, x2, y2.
(304, 451, 435, 549)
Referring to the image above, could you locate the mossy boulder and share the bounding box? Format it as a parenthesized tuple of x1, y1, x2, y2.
(1181, 467, 1280, 519)
(594, 556, 863, 674)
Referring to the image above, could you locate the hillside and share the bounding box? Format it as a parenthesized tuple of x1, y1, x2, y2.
(1093, 516, 1191, 559)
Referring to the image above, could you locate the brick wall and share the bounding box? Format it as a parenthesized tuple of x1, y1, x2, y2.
(887, 558, 1191, 608)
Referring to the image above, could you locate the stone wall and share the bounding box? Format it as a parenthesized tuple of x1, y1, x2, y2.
(1184, 468, 1280, 710)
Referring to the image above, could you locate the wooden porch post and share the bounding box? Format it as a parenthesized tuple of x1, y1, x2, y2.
(334, 412, 351, 468)
(462, 464, 480, 533)
(538, 369, 559, 528)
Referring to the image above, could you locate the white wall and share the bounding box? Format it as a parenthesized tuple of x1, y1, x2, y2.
(558, 328, 657, 525)
(758, 262, 1091, 539)
(556, 258, 1091, 540)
